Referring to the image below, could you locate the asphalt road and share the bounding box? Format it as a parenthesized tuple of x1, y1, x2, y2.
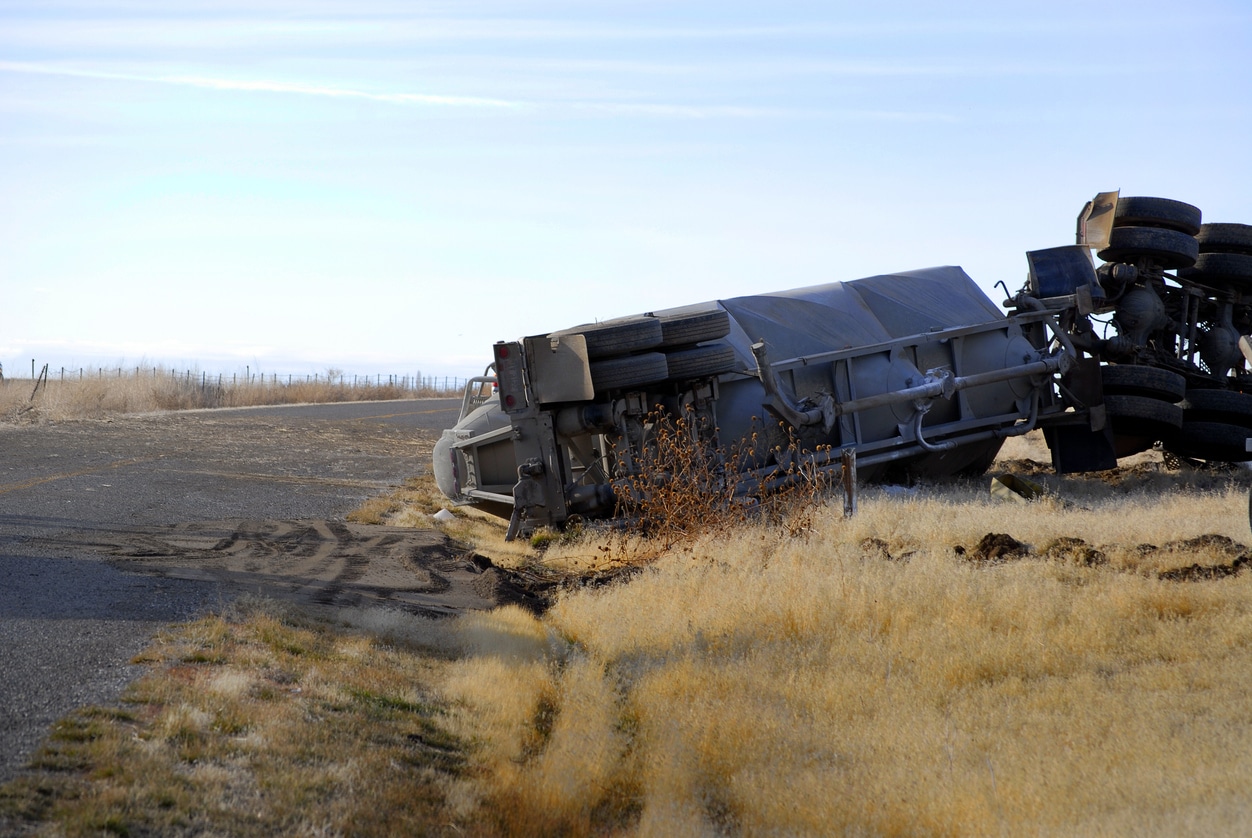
(0, 398, 460, 783)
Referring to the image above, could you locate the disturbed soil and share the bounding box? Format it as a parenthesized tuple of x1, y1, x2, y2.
(962, 435, 1252, 578)
(45, 519, 541, 618)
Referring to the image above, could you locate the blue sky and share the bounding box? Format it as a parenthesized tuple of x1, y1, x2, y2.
(2, 1, 1250, 380)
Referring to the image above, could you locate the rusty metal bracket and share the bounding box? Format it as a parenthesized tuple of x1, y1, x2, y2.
(505, 458, 548, 542)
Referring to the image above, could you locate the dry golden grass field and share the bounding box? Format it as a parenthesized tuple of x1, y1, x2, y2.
(438, 433, 1252, 836)
(4, 408, 1252, 835)
(0, 366, 452, 421)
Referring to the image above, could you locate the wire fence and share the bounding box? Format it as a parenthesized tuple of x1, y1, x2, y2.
(0, 362, 468, 394)
(2, 361, 476, 418)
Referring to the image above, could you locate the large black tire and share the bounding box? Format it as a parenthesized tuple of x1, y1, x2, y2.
(1182, 389, 1252, 428)
(1167, 421, 1252, 463)
(1105, 394, 1183, 458)
(1197, 223, 1252, 255)
(1100, 364, 1186, 402)
(1097, 226, 1199, 269)
(658, 310, 732, 347)
(1105, 394, 1183, 428)
(589, 352, 669, 392)
(551, 317, 663, 359)
(664, 343, 738, 381)
(1183, 252, 1252, 279)
(1112, 196, 1202, 236)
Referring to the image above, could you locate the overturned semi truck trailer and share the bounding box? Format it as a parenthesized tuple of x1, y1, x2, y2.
(434, 193, 1252, 537)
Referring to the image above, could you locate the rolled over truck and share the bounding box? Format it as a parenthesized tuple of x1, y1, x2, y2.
(434, 192, 1252, 538)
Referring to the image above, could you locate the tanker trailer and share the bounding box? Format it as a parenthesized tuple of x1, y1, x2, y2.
(434, 265, 1075, 538)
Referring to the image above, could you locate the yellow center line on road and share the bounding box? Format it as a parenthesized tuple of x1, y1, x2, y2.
(0, 455, 166, 495)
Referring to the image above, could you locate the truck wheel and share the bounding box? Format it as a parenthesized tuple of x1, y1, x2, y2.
(551, 317, 663, 359)
(1104, 394, 1183, 457)
(664, 343, 738, 381)
(658, 310, 732, 347)
(1167, 421, 1252, 463)
(1097, 226, 1199, 269)
(589, 352, 669, 392)
(1183, 252, 1252, 279)
(1100, 364, 1186, 401)
(1197, 223, 1252, 256)
(1112, 196, 1202, 236)
(1181, 389, 1252, 427)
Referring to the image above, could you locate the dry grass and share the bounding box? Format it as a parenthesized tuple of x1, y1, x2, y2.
(0, 596, 472, 837)
(0, 367, 457, 422)
(344, 476, 445, 525)
(439, 434, 1252, 836)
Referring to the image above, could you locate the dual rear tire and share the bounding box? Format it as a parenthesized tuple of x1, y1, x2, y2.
(1100, 367, 1252, 463)
(1101, 365, 1185, 457)
(1096, 196, 1202, 270)
(1178, 224, 1252, 291)
(559, 310, 738, 394)
(1165, 388, 1252, 462)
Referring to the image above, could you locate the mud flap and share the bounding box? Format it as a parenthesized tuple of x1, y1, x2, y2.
(1045, 356, 1117, 473)
(1044, 423, 1117, 473)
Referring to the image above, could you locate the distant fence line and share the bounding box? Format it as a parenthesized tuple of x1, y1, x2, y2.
(3, 364, 468, 393)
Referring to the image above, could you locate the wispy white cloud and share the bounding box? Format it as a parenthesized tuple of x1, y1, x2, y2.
(569, 102, 957, 122)
(0, 61, 962, 122)
(0, 61, 519, 107)
(162, 73, 517, 107)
